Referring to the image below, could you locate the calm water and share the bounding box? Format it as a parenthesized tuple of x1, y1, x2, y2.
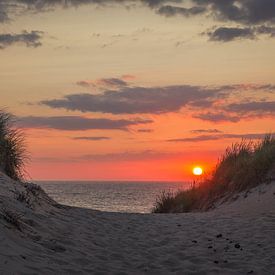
(36, 181, 188, 213)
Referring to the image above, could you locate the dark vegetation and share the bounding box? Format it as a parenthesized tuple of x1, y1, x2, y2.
(0, 208, 23, 231)
(153, 135, 275, 213)
(0, 110, 27, 181)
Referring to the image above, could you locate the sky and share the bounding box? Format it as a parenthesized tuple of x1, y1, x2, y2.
(0, 0, 274, 181)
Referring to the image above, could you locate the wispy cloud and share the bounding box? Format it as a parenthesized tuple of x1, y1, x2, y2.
(76, 77, 129, 89)
(33, 149, 187, 163)
(190, 129, 223, 134)
(167, 133, 269, 143)
(193, 112, 241, 123)
(137, 129, 154, 133)
(17, 116, 153, 131)
(72, 136, 111, 141)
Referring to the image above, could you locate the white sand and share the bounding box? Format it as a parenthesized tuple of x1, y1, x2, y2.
(0, 172, 274, 274)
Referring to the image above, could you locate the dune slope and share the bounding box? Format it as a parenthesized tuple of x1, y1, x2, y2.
(0, 172, 274, 274)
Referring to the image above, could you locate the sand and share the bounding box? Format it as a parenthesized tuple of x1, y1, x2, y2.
(0, 172, 274, 274)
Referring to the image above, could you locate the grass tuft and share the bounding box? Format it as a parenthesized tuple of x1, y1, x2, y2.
(0, 110, 27, 181)
(1, 208, 23, 231)
(153, 135, 275, 213)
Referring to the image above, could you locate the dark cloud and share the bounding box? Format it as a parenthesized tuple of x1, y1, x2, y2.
(99, 78, 128, 87)
(256, 25, 275, 36)
(141, 0, 182, 8)
(193, 112, 240, 123)
(190, 129, 222, 134)
(137, 128, 153, 133)
(193, 0, 275, 25)
(72, 136, 111, 141)
(17, 116, 153, 131)
(167, 133, 268, 142)
(0, 0, 181, 22)
(157, 5, 206, 17)
(76, 77, 129, 89)
(40, 85, 225, 114)
(0, 30, 43, 49)
(35, 83, 275, 122)
(226, 101, 275, 114)
(207, 25, 275, 42)
(1, 0, 275, 44)
(76, 81, 92, 88)
(0, 3, 8, 22)
(207, 27, 255, 42)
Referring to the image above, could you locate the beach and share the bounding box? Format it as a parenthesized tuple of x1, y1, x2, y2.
(0, 172, 274, 274)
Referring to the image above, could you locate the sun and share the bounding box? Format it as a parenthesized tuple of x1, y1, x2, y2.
(192, 166, 203, 176)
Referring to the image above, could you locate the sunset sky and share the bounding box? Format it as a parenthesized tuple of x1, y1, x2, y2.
(0, 0, 274, 180)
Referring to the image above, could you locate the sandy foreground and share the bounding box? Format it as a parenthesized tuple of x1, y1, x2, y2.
(0, 172, 274, 275)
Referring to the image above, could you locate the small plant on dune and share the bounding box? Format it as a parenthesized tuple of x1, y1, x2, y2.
(1, 208, 23, 231)
(153, 135, 275, 213)
(153, 191, 176, 213)
(0, 110, 27, 181)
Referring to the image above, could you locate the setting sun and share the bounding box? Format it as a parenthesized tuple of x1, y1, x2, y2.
(193, 167, 203, 176)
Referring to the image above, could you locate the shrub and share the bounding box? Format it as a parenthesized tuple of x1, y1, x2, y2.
(153, 135, 275, 213)
(0, 110, 27, 181)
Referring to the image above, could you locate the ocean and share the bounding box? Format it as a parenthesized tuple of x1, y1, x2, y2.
(36, 181, 188, 213)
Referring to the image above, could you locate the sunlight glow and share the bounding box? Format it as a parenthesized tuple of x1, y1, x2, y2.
(192, 166, 203, 176)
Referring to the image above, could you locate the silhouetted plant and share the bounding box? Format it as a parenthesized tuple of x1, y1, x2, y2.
(0, 110, 27, 181)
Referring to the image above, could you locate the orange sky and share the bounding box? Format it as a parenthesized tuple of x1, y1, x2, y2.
(1, 1, 275, 180)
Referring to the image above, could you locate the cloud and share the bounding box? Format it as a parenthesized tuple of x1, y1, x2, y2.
(72, 136, 111, 141)
(0, 30, 43, 49)
(0, 3, 8, 22)
(190, 129, 223, 134)
(193, 112, 240, 123)
(193, 0, 275, 25)
(76, 81, 92, 88)
(206, 25, 275, 42)
(167, 133, 269, 142)
(0, 0, 181, 23)
(137, 128, 153, 133)
(34, 149, 189, 163)
(256, 25, 275, 36)
(141, 0, 182, 8)
(226, 101, 275, 114)
(157, 5, 206, 17)
(1, 0, 275, 44)
(76, 77, 128, 89)
(40, 85, 225, 114)
(78, 149, 182, 162)
(17, 116, 153, 131)
(207, 27, 255, 42)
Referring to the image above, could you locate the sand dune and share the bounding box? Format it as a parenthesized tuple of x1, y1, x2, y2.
(0, 172, 274, 274)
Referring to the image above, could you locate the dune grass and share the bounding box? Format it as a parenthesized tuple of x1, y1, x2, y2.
(153, 135, 275, 213)
(0, 110, 27, 181)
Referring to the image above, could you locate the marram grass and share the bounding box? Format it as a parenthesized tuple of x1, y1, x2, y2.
(153, 135, 275, 213)
(0, 110, 27, 181)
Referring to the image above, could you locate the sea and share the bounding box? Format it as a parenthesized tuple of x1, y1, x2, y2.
(36, 181, 189, 213)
